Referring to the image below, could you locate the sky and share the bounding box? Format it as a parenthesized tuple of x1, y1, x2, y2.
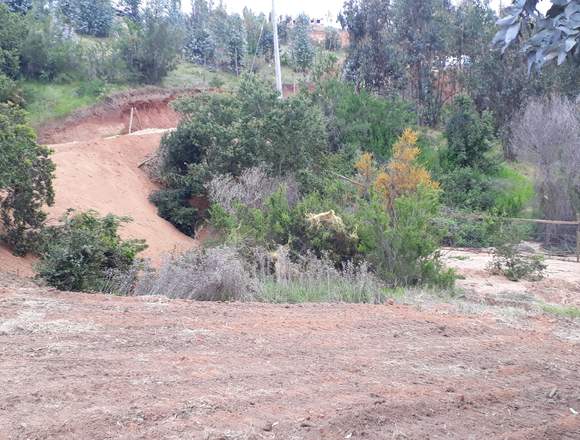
(185, 0, 346, 20)
(183, 1, 543, 21)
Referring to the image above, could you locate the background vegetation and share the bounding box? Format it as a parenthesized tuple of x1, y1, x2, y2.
(0, 0, 578, 298)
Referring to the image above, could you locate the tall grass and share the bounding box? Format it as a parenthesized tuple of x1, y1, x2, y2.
(112, 245, 389, 304)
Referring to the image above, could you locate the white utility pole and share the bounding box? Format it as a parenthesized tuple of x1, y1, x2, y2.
(272, 0, 283, 98)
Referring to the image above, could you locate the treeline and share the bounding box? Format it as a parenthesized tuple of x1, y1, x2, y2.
(339, 0, 579, 146)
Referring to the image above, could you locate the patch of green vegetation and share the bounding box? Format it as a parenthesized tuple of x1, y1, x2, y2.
(257, 279, 387, 304)
(541, 304, 580, 319)
(494, 164, 535, 216)
(162, 63, 239, 90)
(21, 80, 125, 126)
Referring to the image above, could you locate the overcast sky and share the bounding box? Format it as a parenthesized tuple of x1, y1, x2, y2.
(182, 1, 538, 21)
(207, 0, 344, 17)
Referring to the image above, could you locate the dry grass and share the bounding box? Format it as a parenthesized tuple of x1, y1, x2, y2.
(134, 246, 257, 301)
(206, 167, 299, 215)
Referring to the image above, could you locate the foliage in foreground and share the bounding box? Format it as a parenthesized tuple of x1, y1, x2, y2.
(118, 245, 388, 304)
(493, 0, 580, 72)
(206, 130, 455, 289)
(36, 211, 147, 292)
(0, 103, 55, 255)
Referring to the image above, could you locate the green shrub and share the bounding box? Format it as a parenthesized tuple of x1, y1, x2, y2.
(492, 165, 534, 216)
(488, 243, 547, 281)
(439, 167, 496, 212)
(0, 4, 26, 79)
(314, 79, 415, 161)
(118, 8, 182, 84)
(212, 184, 454, 288)
(444, 95, 495, 171)
(75, 79, 107, 98)
(155, 75, 328, 232)
(437, 214, 500, 248)
(356, 188, 455, 287)
(0, 73, 22, 104)
(20, 17, 84, 81)
(149, 189, 199, 236)
(36, 211, 147, 292)
(0, 103, 55, 255)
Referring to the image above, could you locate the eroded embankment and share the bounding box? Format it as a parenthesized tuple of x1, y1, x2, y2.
(36, 86, 216, 144)
(0, 87, 201, 275)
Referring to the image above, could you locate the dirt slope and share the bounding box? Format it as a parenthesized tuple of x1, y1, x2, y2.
(0, 287, 579, 439)
(0, 90, 196, 274)
(45, 131, 195, 264)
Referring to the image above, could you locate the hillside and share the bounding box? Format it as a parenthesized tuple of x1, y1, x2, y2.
(0, 90, 196, 275)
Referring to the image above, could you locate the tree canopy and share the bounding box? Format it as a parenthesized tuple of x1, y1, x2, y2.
(494, 0, 580, 72)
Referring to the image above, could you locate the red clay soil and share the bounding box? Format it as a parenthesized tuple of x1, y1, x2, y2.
(1, 286, 579, 440)
(0, 88, 205, 274)
(45, 131, 196, 264)
(36, 87, 215, 144)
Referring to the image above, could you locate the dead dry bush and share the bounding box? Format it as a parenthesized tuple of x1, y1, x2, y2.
(134, 246, 257, 301)
(511, 95, 580, 247)
(125, 244, 386, 304)
(206, 167, 299, 214)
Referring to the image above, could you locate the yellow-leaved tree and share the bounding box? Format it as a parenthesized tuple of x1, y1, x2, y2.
(373, 129, 438, 208)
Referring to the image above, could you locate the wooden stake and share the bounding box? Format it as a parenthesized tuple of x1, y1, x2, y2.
(128, 107, 134, 134)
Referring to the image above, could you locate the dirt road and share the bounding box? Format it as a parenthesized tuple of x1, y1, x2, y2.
(1, 285, 579, 439)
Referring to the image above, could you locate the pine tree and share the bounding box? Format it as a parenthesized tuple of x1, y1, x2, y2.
(292, 14, 314, 72)
(2, 0, 32, 14)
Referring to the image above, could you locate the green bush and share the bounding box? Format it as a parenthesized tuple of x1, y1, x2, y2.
(211, 183, 454, 288)
(0, 4, 26, 79)
(444, 95, 495, 171)
(0, 73, 22, 104)
(314, 79, 416, 161)
(20, 17, 84, 81)
(149, 189, 199, 236)
(439, 167, 496, 211)
(118, 8, 183, 84)
(36, 211, 147, 292)
(75, 79, 107, 98)
(356, 188, 455, 287)
(488, 243, 546, 281)
(155, 75, 328, 232)
(0, 103, 55, 255)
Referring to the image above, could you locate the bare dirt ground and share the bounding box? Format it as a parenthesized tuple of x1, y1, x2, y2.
(0, 281, 579, 440)
(443, 247, 580, 308)
(0, 90, 196, 274)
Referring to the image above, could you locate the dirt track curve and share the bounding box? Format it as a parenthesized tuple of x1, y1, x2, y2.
(1, 285, 579, 439)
